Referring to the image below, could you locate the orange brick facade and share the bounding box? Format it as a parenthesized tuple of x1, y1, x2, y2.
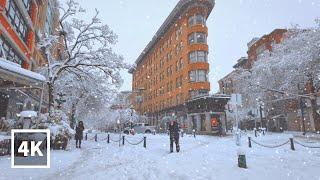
(0, 0, 60, 70)
(246, 29, 287, 69)
(130, 0, 214, 122)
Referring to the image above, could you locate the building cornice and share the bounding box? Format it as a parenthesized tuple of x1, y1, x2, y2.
(130, 0, 215, 73)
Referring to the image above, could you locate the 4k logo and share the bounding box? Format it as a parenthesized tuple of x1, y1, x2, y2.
(11, 129, 50, 168)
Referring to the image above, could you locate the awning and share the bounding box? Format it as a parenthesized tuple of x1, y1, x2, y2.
(0, 58, 46, 88)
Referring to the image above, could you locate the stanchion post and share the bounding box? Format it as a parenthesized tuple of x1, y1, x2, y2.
(122, 135, 125, 146)
(143, 136, 146, 148)
(95, 134, 97, 142)
(193, 129, 196, 138)
(107, 133, 110, 144)
(85, 133, 88, 140)
(254, 129, 257, 137)
(290, 138, 295, 151)
(248, 137, 252, 148)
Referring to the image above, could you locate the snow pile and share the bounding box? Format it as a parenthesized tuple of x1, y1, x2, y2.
(47, 110, 75, 140)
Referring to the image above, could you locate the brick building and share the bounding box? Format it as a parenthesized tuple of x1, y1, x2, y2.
(218, 29, 320, 132)
(0, 0, 60, 119)
(129, 0, 230, 134)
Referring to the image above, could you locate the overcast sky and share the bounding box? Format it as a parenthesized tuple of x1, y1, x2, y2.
(77, 0, 320, 93)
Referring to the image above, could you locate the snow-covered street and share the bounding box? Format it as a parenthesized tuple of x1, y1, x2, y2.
(1, 132, 320, 180)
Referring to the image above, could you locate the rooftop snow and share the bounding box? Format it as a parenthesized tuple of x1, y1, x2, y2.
(0, 58, 46, 82)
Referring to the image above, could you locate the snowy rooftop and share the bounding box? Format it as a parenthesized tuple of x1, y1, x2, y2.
(0, 58, 46, 82)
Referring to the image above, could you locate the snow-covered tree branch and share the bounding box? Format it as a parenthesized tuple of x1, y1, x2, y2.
(38, 0, 130, 118)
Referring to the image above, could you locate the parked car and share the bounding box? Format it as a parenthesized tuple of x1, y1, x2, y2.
(123, 123, 156, 134)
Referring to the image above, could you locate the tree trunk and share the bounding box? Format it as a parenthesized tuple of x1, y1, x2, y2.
(48, 81, 55, 117)
(70, 103, 76, 129)
(306, 76, 320, 131)
(311, 97, 320, 131)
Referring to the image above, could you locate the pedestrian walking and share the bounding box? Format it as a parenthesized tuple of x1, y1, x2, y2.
(168, 119, 180, 153)
(75, 121, 85, 148)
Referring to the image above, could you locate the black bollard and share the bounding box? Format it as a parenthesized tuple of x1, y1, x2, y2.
(290, 138, 295, 151)
(85, 133, 88, 140)
(193, 129, 196, 138)
(254, 130, 257, 137)
(95, 134, 97, 142)
(143, 136, 146, 148)
(122, 136, 125, 145)
(248, 137, 252, 148)
(107, 133, 110, 143)
(238, 154, 247, 169)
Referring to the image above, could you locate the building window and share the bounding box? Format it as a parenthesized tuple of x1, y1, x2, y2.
(160, 59, 164, 68)
(176, 41, 183, 54)
(5, 0, 28, 41)
(176, 26, 182, 40)
(188, 14, 206, 27)
(176, 76, 183, 88)
(22, 0, 31, 13)
(189, 70, 208, 82)
(176, 58, 183, 72)
(188, 32, 207, 45)
(189, 51, 208, 63)
(45, 0, 55, 35)
(0, 36, 24, 66)
(167, 66, 173, 77)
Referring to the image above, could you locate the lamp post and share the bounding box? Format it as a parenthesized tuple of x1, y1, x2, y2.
(130, 105, 134, 129)
(257, 98, 265, 129)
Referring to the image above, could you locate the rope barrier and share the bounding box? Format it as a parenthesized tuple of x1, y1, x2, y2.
(110, 137, 121, 143)
(251, 139, 290, 148)
(124, 138, 144, 146)
(293, 140, 320, 149)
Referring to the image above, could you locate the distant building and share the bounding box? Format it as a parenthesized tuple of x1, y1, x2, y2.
(218, 28, 319, 132)
(0, 0, 60, 119)
(110, 91, 133, 110)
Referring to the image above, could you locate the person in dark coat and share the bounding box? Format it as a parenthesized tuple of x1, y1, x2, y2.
(168, 120, 180, 153)
(75, 121, 85, 148)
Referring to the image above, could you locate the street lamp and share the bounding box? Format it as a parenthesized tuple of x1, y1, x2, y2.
(130, 105, 134, 129)
(257, 98, 265, 129)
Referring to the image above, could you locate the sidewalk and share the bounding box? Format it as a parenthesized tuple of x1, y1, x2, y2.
(284, 131, 320, 141)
